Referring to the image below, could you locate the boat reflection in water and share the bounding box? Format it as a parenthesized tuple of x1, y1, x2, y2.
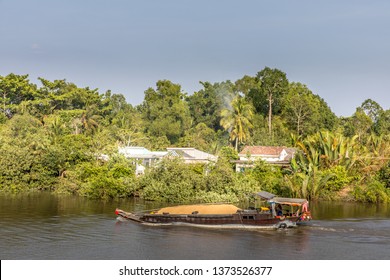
(115, 191, 312, 229)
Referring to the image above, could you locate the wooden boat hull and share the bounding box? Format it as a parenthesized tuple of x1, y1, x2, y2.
(115, 208, 301, 229)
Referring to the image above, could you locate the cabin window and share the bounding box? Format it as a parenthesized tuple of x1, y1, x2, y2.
(243, 215, 255, 220)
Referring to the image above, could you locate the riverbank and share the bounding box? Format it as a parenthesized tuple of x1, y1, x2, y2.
(1, 147, 390, 204)
(1, 178, 389, 205)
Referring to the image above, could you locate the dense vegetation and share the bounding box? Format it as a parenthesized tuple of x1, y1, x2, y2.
(1, 69, 390, 203)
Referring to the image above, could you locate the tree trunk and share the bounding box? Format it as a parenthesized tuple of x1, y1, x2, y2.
(297, 116, 300, 136)
(3, 91, 6, 116)
(268, 93, 272, 136)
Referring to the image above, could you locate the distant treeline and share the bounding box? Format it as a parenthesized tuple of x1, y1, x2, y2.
(1, 68, 390, 203)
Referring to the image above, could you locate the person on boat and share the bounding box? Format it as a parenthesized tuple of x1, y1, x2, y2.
(302, 201, 309, 212)
(276, 204, 283, 216)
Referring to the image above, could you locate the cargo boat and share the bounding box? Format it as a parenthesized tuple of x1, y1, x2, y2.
(115, 191, 311, 229)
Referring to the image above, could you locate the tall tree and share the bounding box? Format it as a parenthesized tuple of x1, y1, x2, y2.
(0, 74, 37, 117)
(187, 82, 221, 130)
(283, 82, 315, 136)
(187, 81, 236, 131)
(376, 109, 390, 135)
(234, 75, 260, 97)
(37, 78, 102, 112)
(359, 99, 384, 135)
(316, 95, 337, 131)
(177, 122, 217, 153)
(220, 96, 254, 151)
(352, 108, 373, 141)
(255, 67, 288, 136)
(360, 99, 383, 124)
(142, 80, 191, 144)
(283, 82, 337, 137)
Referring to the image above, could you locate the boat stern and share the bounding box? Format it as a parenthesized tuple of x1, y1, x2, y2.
(299, 211, 312, 221)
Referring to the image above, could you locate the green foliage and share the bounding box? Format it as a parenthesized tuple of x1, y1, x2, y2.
(186, 81, 225, 131)
(0, 143, 56, 191)
(1, 71, 389, 203)
(135, 157, 260, 204)
(379, 161, 390, 188)
(234, 75, 261, 97)
(37, 78, 103, 111)
(59, 134, 94, 165)
(205, 159, 237, 194)
(147, 135, 171, 150)
(177, 123, 217, 153)
(0, 114, 58, 191)
(247, 67, 288, 116)
(294, 130, 357, 171)
(360, 99, 382, 120)
(376, 109, 390, 135)
(0, 74, 37, 117)
(137, 158, 202, 203)
(284, 169, 335, 200)
(342, 107, 373, 141)
(142, 80, 191, 144)
(220, 96, 254, 150)
(351, 179, 389, 203)
(248, 160, 284, 194)
(322, 166, 352, 192)
(75, 157, 136, 199)
(283, 82, 337, 137)
(218, 146, 239, 161)
(202, 159, 260, 203)
(255, 67, 289, 136)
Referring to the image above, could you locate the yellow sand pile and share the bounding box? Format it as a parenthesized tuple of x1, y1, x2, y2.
(154, 204, 241, 215)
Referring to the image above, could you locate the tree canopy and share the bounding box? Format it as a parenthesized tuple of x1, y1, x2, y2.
(1, 68, 389, 203)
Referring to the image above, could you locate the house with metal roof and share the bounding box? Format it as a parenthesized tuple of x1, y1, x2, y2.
(118, 147, 168, 175)
(166, 147, 217, 164)
(118, 146, 217, 175)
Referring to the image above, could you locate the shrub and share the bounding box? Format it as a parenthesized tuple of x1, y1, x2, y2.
(379, 161, 390, 189)
(137, 157, 261, 203)
(73, 158, 136, 199)
(322, 166, 352, 192)
(351, 179, 389, 203)
(247, 160, 284, 194)
(137, 158, 203, 203)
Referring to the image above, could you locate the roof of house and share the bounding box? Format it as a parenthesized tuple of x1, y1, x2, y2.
(166, 147, 217, 161)
(283, 147, 297, 160)
(239, 146, 287, 156)
(118, 146, 168, 159)
(119, 146, 151, 155)
(118, 146, 217, 161)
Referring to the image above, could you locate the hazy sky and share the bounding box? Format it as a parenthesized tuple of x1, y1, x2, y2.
(1, 0, 389, 117)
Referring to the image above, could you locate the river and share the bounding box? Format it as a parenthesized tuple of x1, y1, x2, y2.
(1, 192, 389, 260)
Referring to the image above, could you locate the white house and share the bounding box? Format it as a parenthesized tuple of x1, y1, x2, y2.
(118, 146, 167, 175)
(118, 146, 217, 175)
(235, 146, 296, 172)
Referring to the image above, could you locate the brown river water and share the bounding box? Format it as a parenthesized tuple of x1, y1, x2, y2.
(1, 192, 390, 260)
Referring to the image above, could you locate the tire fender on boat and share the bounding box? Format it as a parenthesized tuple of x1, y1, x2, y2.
(279, 223, 287, 229)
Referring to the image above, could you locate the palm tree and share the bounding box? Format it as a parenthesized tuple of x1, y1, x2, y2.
(80, 105, 101, 135)
(220, 96, 253, 151)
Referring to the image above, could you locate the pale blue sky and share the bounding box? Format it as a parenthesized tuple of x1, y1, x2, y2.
(1, 0, 389, 116)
